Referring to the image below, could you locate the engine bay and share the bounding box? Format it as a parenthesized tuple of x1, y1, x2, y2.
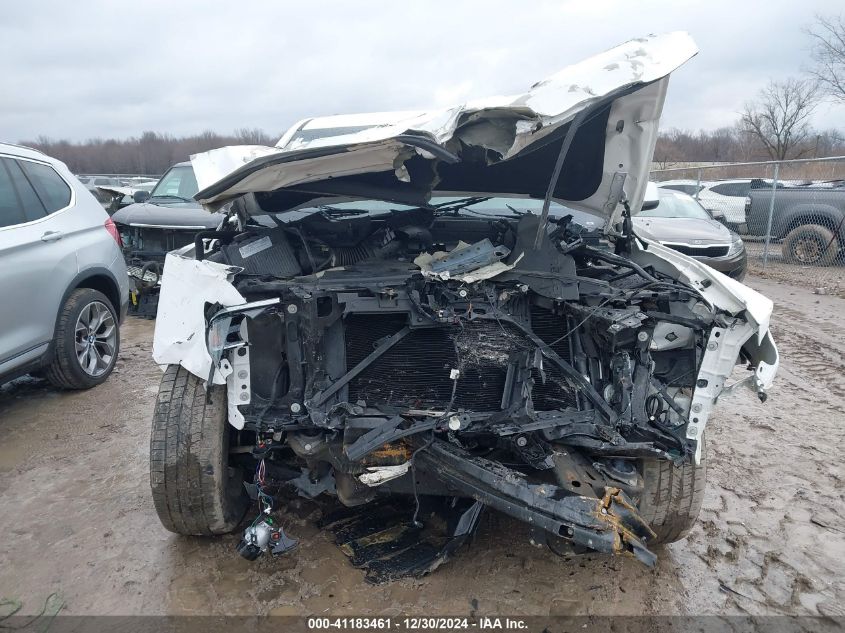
(177, 197, 750, 567)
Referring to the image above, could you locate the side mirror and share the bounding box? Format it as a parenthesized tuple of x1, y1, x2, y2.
(133, 190, 151, 203)
(641, 181, 660, 210)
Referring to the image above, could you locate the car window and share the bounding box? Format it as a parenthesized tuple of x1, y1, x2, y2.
(150, 166, 199, 200)
(5, 159, 48, 222)
(77, 176, 90, 184)
(709, 182, 750, 197)
(0, 160, 27, 228)
(18, 160, 72, 213)
(661, 184, 700, 195)
(637, 192, 712, 220)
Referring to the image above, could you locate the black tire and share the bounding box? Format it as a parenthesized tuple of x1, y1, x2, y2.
(782, 224, 839, 266)
(45, 288, 119, 389)
(638, 434, 706, 544)
(150, 365, 249, 535)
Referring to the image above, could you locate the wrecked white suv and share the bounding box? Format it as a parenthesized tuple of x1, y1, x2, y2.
(149, 32, 778, 580)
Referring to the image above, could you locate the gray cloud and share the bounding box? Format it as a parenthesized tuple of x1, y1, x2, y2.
(2, 0, 843, 143)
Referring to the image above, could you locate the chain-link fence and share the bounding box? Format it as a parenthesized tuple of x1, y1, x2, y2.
(650, 156, 845, 296)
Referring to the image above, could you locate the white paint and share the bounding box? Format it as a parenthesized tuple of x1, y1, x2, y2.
(152, 252, 246, 384)
(631, 238, 779, 463)
(358, 462, 411, 486)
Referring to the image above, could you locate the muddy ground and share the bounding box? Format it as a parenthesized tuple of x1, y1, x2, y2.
(0, 274, 843, 618)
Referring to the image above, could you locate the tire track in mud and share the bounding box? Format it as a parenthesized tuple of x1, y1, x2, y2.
(671, 283, 845, 617)
(768, 305, 845, 405)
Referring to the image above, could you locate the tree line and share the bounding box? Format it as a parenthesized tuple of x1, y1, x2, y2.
(22, 128, 276, 176)
(654, 125, 845, 168)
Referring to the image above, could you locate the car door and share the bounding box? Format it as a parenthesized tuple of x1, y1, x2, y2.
(0, 156, 77, 373)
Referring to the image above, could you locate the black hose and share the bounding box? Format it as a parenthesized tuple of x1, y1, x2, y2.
(194, 230, 236, 261)
(138, 261, 161, 289)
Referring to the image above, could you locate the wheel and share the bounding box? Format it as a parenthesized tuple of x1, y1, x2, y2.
(782, 224, 839, 266)
(637, 434, 706, 544)
(150, 364, 249, 535)
(45, 288, 119, 389)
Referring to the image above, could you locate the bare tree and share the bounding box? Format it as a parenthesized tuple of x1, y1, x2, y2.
(807, 14, 845, 103)
(740, 78, 820, 160)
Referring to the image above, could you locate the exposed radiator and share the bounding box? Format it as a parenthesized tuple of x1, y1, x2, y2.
(529, 306, 579, 411)
(344, 308, 579, 412)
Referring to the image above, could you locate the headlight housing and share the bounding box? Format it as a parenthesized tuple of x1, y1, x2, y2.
(727, 233, 744, 257)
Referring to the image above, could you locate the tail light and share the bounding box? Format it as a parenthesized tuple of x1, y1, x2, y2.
(104, 217, 123, 247)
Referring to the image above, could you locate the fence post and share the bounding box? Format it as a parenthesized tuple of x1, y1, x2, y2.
(695, 168, 702, 201)
(762, 162, 779, 269)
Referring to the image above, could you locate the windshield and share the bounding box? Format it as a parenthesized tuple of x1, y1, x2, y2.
(660, 183, 702, 195)
(289, 196, 602, 226)
(637, 191, 712, 220)
(150, 166, 198, 201)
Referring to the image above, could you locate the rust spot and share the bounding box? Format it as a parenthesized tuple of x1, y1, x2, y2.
(591, 487, 657, 557)
(361, 440, 412, 466)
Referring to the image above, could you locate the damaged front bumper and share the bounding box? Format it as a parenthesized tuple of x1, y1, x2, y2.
(151, 229, 778, 570)
(416, 439, 658, 566)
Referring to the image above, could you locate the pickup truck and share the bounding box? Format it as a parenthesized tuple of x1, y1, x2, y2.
(745, 186, 845, 265)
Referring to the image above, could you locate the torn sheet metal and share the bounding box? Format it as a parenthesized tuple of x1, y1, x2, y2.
(152, 252, 246, 384)
(414, 239, 518, 282)
(191, 32, 698, 227)
(95, 185, 140, 199)
(630, 238, 779, 463)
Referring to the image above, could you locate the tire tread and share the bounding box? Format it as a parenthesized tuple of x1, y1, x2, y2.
(639, 436, 707, 544)
(149, 365, 248, 536)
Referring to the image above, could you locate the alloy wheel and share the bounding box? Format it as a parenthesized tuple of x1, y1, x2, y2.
(74, 301, 117, 377)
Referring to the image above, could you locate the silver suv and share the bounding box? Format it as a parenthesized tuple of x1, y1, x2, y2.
(0, 143, 129, 388)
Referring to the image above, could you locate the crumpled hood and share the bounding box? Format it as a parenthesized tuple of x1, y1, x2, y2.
(112, 201, 222, 229)
(190, 32, 697, 229)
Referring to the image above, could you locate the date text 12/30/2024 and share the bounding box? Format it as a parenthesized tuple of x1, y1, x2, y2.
(307, 617, 529, 630)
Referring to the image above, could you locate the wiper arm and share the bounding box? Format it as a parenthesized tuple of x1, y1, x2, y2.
(317, 205, 372, 217)
(432, 196, 491, 216)
(150, 194, 194, 203)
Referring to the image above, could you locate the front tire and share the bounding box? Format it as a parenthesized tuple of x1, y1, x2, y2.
(150, 365, 249, 535)
(638, 435, 707, 544)
(45, 288, 119, 389)
(782, 224, 839, 265)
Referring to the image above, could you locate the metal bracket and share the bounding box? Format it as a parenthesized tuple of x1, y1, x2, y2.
(602, 171, 628, 217)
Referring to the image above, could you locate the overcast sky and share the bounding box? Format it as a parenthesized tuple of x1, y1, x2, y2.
(1, 0, 843, 143)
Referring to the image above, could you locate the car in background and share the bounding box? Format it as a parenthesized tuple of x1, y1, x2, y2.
(745, 184, 845, 265)
(76, 175, 123, 205)
(635, 188, 746, 280)
(0, 143, 128, 388)
(657, 178, 784, 233)
(656, 179, 704, 196)
(111, 161, 221, 317)
(96, 179, 158, 214)
(656, 179, 727, 224)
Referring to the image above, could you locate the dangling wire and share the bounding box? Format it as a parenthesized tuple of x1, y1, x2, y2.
(254, 459, 273, 515)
